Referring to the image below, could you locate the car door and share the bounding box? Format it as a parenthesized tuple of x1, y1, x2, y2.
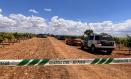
(88, 36, 94, 47)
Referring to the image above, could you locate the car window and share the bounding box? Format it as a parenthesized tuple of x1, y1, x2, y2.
(85, 37, 89, 41)
(89, 36, 94, 40)
(101, 35, 113, 41)
(95, 36, 100, 40)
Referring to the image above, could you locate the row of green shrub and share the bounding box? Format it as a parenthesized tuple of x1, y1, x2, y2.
(0, 32, 36, 43)
(113, 36, 131, 47)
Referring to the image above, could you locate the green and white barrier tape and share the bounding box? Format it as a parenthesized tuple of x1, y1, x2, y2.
(0, 58, 131, 66)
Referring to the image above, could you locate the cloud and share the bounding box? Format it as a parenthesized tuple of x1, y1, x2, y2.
(29, 9, 39, 14)
(0, 13, 131, 35)
(0, 14, 16, 32)
(49, 16, 131, 35)
(44, 8, 52, 12)
(9, 14, 48, 33)
(49, 16, 89, 35)
(0, 9, 2, 13)
(89, 20, 131, 35)
(0, 13, 47, 33)
(0, 14, 16, 28)
(89, 21, 113, 33)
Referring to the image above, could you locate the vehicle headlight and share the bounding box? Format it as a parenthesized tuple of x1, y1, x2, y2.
(98, 44, 102, 46)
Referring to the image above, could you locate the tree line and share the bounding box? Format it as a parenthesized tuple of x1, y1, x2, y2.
(113, 36, 131, 49)
(0, 32, 36, 47)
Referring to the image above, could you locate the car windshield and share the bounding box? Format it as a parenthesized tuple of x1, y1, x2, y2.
(100, 35, 113, 41)
(95, 36, 100, 40)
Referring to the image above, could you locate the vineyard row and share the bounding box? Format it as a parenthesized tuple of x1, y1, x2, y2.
(0, 32, 36, 47)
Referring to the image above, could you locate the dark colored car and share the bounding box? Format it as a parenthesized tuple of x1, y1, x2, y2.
(56, 35, 65, 40)
(65, 37, 82, 46)
(37, 34, 47, 38)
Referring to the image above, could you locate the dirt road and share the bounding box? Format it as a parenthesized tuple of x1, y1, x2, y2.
(0, 37, 130, 79)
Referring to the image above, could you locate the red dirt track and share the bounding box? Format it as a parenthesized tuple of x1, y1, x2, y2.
(0, 37, 130, 79)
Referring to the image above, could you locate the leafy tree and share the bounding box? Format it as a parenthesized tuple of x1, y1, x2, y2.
(126, 35, 131, 54)
(0, 32, 35, 47)
(84, 30, 93, 36)
(0, 33, 4, 45)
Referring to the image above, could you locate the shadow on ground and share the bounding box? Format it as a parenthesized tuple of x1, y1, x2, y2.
(78, 48, 110, 55)
(116, 53, 131, 56)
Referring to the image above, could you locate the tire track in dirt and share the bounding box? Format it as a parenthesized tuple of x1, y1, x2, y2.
(48, 37, 131, 79)
(49, 37, 100, 79)
(63, 46, 131, 79)
(0, 37, 130, 79)
(0, 38, 70, 79)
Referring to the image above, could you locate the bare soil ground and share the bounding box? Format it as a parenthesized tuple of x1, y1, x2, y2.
(0, 37, 130, 79)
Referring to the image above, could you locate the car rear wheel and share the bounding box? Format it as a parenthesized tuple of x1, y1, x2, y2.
(106, 50, 112, 55)
(65, 40, 69, 45)
(81, 44, 84, 49)
(91, 45, 96, 52)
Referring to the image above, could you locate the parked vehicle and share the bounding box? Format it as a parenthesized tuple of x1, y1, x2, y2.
(65, 37, 82, 46)
(37, 34, 47, 38)
(81, 34, 116, 54)
(56, 35, 65, 40)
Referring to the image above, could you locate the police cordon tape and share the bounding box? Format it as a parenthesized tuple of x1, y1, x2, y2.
(0, 58, 131, 66)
